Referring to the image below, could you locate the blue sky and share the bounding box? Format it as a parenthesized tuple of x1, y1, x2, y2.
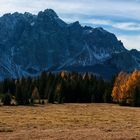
(0, 0, 140, 50)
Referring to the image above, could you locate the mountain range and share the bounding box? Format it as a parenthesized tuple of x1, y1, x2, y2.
(0, 9, 139, 80)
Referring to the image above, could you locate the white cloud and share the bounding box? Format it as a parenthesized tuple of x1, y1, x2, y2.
(0, 0, 140, 17)
(118, 35, 140, 50)
(112, 22, 140, 31)
(84, 19, 113, 25)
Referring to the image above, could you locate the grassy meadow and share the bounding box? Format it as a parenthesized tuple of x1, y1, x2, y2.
(0, 104, 139, 140)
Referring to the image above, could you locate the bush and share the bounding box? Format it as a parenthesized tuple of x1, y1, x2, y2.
(119, 100, 128, 106)
(41, 100, 45, 105)
(2, 94, 12, 105)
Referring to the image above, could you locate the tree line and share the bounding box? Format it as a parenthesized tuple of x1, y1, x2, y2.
(1, 70, 140, 107)
(0, 71, 114, 105)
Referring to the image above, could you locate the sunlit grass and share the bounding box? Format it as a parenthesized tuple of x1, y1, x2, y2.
(0, 104, 140, 140)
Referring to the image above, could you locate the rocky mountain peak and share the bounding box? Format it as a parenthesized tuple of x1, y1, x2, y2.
(0, 9, 139, 80)
(38, 9, 58, 19)
(44, 9, 58, 17)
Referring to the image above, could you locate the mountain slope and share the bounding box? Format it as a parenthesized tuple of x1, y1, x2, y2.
(0, 9, 139, 79)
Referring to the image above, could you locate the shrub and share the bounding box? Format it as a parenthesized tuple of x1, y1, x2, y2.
(2, 93, 12, 105)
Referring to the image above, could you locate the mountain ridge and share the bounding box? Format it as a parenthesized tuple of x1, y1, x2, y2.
(0, 9, 139, 80)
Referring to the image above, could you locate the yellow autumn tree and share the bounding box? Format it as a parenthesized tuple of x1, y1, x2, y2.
(112, 71, 129, 102)
(125, 70, 140, 100)
(112, 70, 140, 105)
(31, 87, 40, 104)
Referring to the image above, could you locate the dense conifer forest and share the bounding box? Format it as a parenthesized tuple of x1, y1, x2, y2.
(0, 71, 114, 105)
(0, 70, 140, 107)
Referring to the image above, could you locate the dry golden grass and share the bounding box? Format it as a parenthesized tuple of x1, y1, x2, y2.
(0, 103, 140, 140)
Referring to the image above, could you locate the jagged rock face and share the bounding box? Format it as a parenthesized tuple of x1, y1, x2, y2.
(0, 9, 139, 79)
(105, 52, 139, 71)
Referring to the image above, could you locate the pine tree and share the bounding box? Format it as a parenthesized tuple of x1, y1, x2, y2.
(21, 77, 30, 105)
(15, 80, 23, 105)
(132, 86, 140, 107)
(2, 78, 9, 94)
(39, 71, 47, 99)
(48, 74, 56, 103)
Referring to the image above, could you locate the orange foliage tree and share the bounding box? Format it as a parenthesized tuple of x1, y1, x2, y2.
(112, 70, 140, 105)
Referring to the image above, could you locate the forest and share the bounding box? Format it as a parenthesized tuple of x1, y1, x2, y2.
(0, 70, 140, 107)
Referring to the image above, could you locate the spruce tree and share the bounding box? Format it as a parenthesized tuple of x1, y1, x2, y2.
(15, 80, 23, 105)
(132, 87, 140, 107)
(39, 71, 47, 99)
